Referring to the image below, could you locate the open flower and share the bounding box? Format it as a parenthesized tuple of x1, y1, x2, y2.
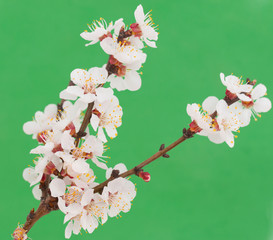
(101, 37, 147, 65)
(239, 83, 272, 120)
(91, 96, 123, 142)
(206, 100, 250, 147)
(80, 18, 123, 46)
(23, 104, 57, 140)
(60, 67, 113, 104)
(131, 4, 158, 48)
(58, 187, 108, 238)
(80, 189, 108, 233)
(186, 96, 219, 134)
(102, 177, 136, 217)
(23, 101, 84, 143)
(106, 55, 143, 91)
(220, 73, 253, 101)
(56, 131, 107, 169)
(57, 187, 84, 238)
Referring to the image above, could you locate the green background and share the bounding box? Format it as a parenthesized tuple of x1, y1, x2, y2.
(1, 0, 273, 239)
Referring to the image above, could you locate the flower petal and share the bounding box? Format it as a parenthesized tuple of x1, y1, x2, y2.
(72, 159, 90, 173)
(32, 185, 42, 200)
(252, 84, 267, 100)
(125, 70, 141, 91)
(202, 96, 219, 114)
(81, 189, 94, 206)
(65, 221, 73, 239)
(49, 178, 66, 197)
(253, 98, 272, 113)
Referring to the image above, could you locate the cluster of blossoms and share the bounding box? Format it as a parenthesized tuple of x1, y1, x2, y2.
(187, 73, 271, 147)
(14, 4, 271, 240)
(20, 4, 158, 239)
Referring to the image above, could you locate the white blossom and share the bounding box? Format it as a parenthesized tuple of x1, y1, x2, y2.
(91, 95, 122, 142)
(220, 73, 253, 101)
(80, 18, 123, 46)
(131, 4, 158, 48)
(238, 83, 272, 121)
(102, 177, 136, 217)
(60, 67, 113, 104)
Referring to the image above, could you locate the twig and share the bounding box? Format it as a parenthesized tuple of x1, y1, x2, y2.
(23, 175, 58, 233)
(93, 128, 195, 193)
(74, 102, 94, 147)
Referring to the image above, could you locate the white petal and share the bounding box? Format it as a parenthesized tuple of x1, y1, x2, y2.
(81, 189, 94, 206)
(114, 163, 127, 173)
(23, 121, 39, 135)
(60, 89, 78, 101)
(113, 18, 125, 36)
(110, 76, 127, 91)
(253, 98, 272, 113)
(144, 38, 156, 48)
(44, 104, 57, 116)
(79, 93, 96, 103)
(80, 32, 99, 45)
(216, 100, 228, 116)
(208, 132, 224, 144)
(125, 71, 141, 91)
(97, 127, 107, 142)
(96, 88, 114, 102)
(32, 185, 42, 200)
(224, 131, 235, 148)
(61, 131, 75, 150)
(134, 4, 145, 23)
(237, 93, 252, 101)
(100, 37, 116, 55)
(65, 221, 73, 239)
(72, 159, 89, 173)
(202, 96, 219, 114)
(105, 167, 113, 179)
(105, 125, 117, 138)
(252, 84, 267, 100)
(49, 178, 66, 197)
(72, 220, 81, 235)
(220, 73, 226, 86)
(66, 86, 84, 97)
(92, 157, 108, 169)
(91, 114, 100, 131)
(23, 168, 37, 183)
(88, 67, 108, 85)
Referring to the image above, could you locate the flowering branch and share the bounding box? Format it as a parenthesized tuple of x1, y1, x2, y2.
(14, 5, 271, 240)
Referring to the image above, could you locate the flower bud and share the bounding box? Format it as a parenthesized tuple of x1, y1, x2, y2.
(139, 171, 151, 182)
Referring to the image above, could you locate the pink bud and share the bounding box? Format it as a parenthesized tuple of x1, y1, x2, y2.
(139, 171, 151, 182)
